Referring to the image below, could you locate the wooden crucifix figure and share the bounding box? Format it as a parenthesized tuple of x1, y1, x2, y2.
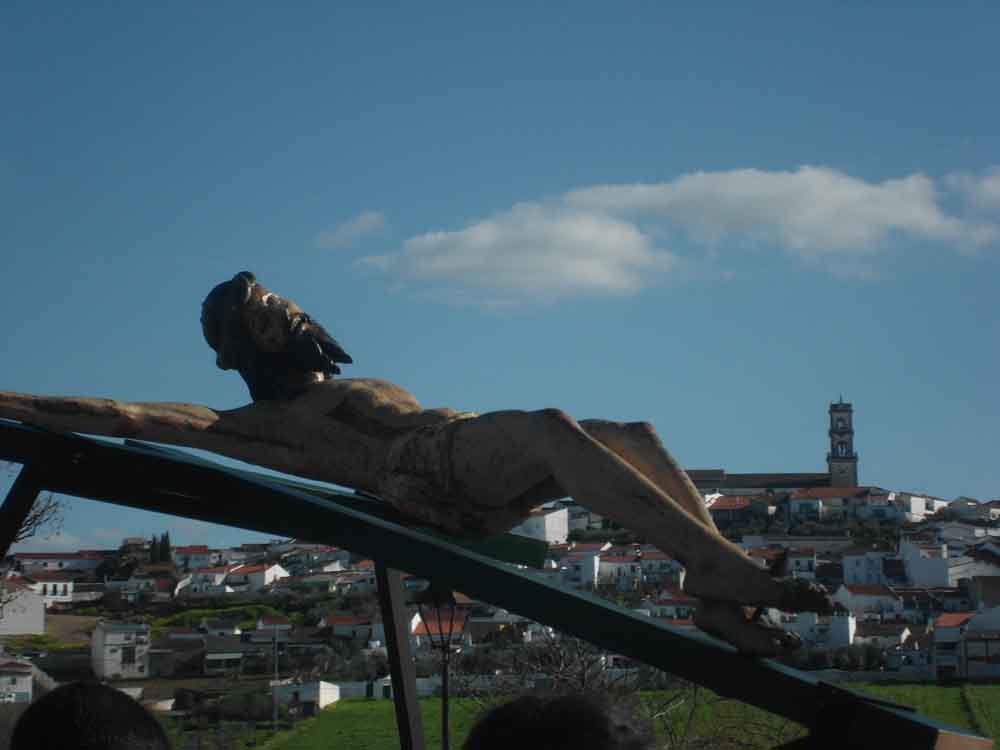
(0, 272, 832, 655)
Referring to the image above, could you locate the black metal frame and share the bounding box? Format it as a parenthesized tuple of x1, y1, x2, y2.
(0, 420, 992, 750)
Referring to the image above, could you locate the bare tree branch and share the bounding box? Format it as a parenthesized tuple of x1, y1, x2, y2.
(2, 461, 64, 544)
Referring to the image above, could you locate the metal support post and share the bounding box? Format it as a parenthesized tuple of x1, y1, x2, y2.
(376, 563, 425, 750)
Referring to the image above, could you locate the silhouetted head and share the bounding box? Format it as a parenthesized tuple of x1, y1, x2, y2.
(12, 681, 170, 750)
(201, 270, 257, 369)
(463, 694, 653, 750)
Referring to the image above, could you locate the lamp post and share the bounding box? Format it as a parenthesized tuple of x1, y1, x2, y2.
(415, 584, 466, 750)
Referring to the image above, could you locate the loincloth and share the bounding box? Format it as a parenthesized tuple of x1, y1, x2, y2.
(377, 412, 526, 537)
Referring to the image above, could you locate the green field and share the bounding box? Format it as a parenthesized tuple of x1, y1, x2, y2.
(264, 684, 1000, 750)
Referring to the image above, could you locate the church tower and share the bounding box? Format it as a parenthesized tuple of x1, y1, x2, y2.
(827, 398, 858, 487)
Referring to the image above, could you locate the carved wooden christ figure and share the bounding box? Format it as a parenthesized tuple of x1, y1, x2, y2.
(0, 272, 832, 655)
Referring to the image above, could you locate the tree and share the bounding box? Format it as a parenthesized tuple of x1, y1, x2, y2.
(159, 531, 172, 563)
(2, 462, 65, 547)
(148, 535, 159, 564)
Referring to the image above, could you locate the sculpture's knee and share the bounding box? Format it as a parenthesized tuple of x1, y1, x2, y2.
(627, 421, 657, 438)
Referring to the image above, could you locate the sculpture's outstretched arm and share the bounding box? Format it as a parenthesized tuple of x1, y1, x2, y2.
(0, 388, 379, 493)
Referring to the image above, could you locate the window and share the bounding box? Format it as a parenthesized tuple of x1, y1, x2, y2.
(122, 646, 136, 665)
(62, 584, 68, 595)
(41, 585, 47, 595)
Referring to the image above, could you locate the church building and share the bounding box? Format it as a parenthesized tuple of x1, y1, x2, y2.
(688, 398, 860, 493)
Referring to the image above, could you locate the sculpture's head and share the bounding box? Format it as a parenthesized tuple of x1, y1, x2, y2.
(201, 271, 256, 370)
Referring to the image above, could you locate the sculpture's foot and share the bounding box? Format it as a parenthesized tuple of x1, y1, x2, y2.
(684, 565, 833, 614)
(772, 577, 834, 615)
(693, 600, 801, 657)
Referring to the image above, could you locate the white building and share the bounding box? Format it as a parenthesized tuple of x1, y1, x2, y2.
(511, 506, 569, 545)
(273, 681, 340, 715)
(0, 660, 33, 704)
(559, 553, 600, 589)
(225, 563, 289, 593)
(638, 548, 684, 585)
(832, 585, 902, 616)
(842, 547, 890, 586)
(961, 606, 1000, 680)
(172, 545, 218, 571)
(180, 565, 238, 595)
(781, 611, 855, 650)
(0, 578, 45, 636)
(900, 540, 950, 587)
(785, 548, 818, 580)
(26, 571, 80, 609)
(932, 612, 975, 681)
(598, 554, 643, 591)
(91, 621, 151, 680)
(13, 551, 105, 574)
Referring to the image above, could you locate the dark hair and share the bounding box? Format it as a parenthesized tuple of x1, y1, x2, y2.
(463, 694, 653, 750)
(11, 681, 171, 750)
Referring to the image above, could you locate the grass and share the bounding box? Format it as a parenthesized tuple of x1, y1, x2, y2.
(0, 633, 83, 653)
(264, 698, 483, 750)
(261, 692, 804, 750)
(963, 685, 1000, 740)
(262, 684, 1000, 750)
(851, 683, 978, 733)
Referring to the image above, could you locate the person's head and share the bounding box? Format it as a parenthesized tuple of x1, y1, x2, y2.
(463, 694, 653, 750)
(11, 681, 170, 750)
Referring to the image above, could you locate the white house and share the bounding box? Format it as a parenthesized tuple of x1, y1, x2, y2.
(511, 506, 569, 545)
(225, 563, 289, 593)
(172, 545, 218, 571)
(900, 540, 950, 588)
(640, 591, 698, 620)
(781, 611, 855, 650)
(785, 548, 818, 580)
(961, 606, 1000, 680)
(13, 551, 105, 574)
(180, 565, 238, 595)
(0, 578, 45, 636)
(853, 621, 912, 650)
(931, 612, 976, 681)
(26, 571, 80, 609)
(91, 621, 151, 680)
(842, 547, 890, 586)
(597, 553, 643, 591)
(947, 553, 1000, 589)
(832, 585, 902, 616)
(273, 681, 340, 715)
(638, 547, 685, 585)
(322, 615, 384, 643)
(0, 660, 34, 704)
(559, 553, 600, 589)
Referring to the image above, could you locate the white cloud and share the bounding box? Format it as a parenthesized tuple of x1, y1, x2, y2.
(360, 202, 676, 302)
(945, 166, 1000, 211)
(566, 166, 997, 257)
(361, 166, 998, 305)
(315, 210, 386, 249)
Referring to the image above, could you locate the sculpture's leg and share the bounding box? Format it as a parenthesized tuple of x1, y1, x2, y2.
(578, 419, 824, 654)
(452, 409, 826, 611)
(578, 419, 717, 531)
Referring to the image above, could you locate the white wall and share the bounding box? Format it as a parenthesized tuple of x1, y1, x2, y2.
(0, 587, 45, 636)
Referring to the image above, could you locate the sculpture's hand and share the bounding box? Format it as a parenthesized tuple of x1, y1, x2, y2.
(693, 600, 802, 657)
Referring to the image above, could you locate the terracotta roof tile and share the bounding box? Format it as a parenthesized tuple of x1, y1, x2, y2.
(935, 612, 976, 628)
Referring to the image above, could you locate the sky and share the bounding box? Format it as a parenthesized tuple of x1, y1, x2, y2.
(2, 2, 998, 552)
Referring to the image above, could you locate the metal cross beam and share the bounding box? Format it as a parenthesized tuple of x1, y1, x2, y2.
(0, 421, 991, 750)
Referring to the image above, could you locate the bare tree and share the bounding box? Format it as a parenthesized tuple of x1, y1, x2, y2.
(2, 461, 65, 545)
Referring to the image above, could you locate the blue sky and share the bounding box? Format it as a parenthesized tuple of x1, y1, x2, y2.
(2, 3, 998, 552)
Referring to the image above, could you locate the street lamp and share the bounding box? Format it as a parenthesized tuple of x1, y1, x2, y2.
(414, 583, 467, 750)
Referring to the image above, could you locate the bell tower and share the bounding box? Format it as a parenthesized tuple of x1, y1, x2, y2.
(827, 398, 858, 487)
